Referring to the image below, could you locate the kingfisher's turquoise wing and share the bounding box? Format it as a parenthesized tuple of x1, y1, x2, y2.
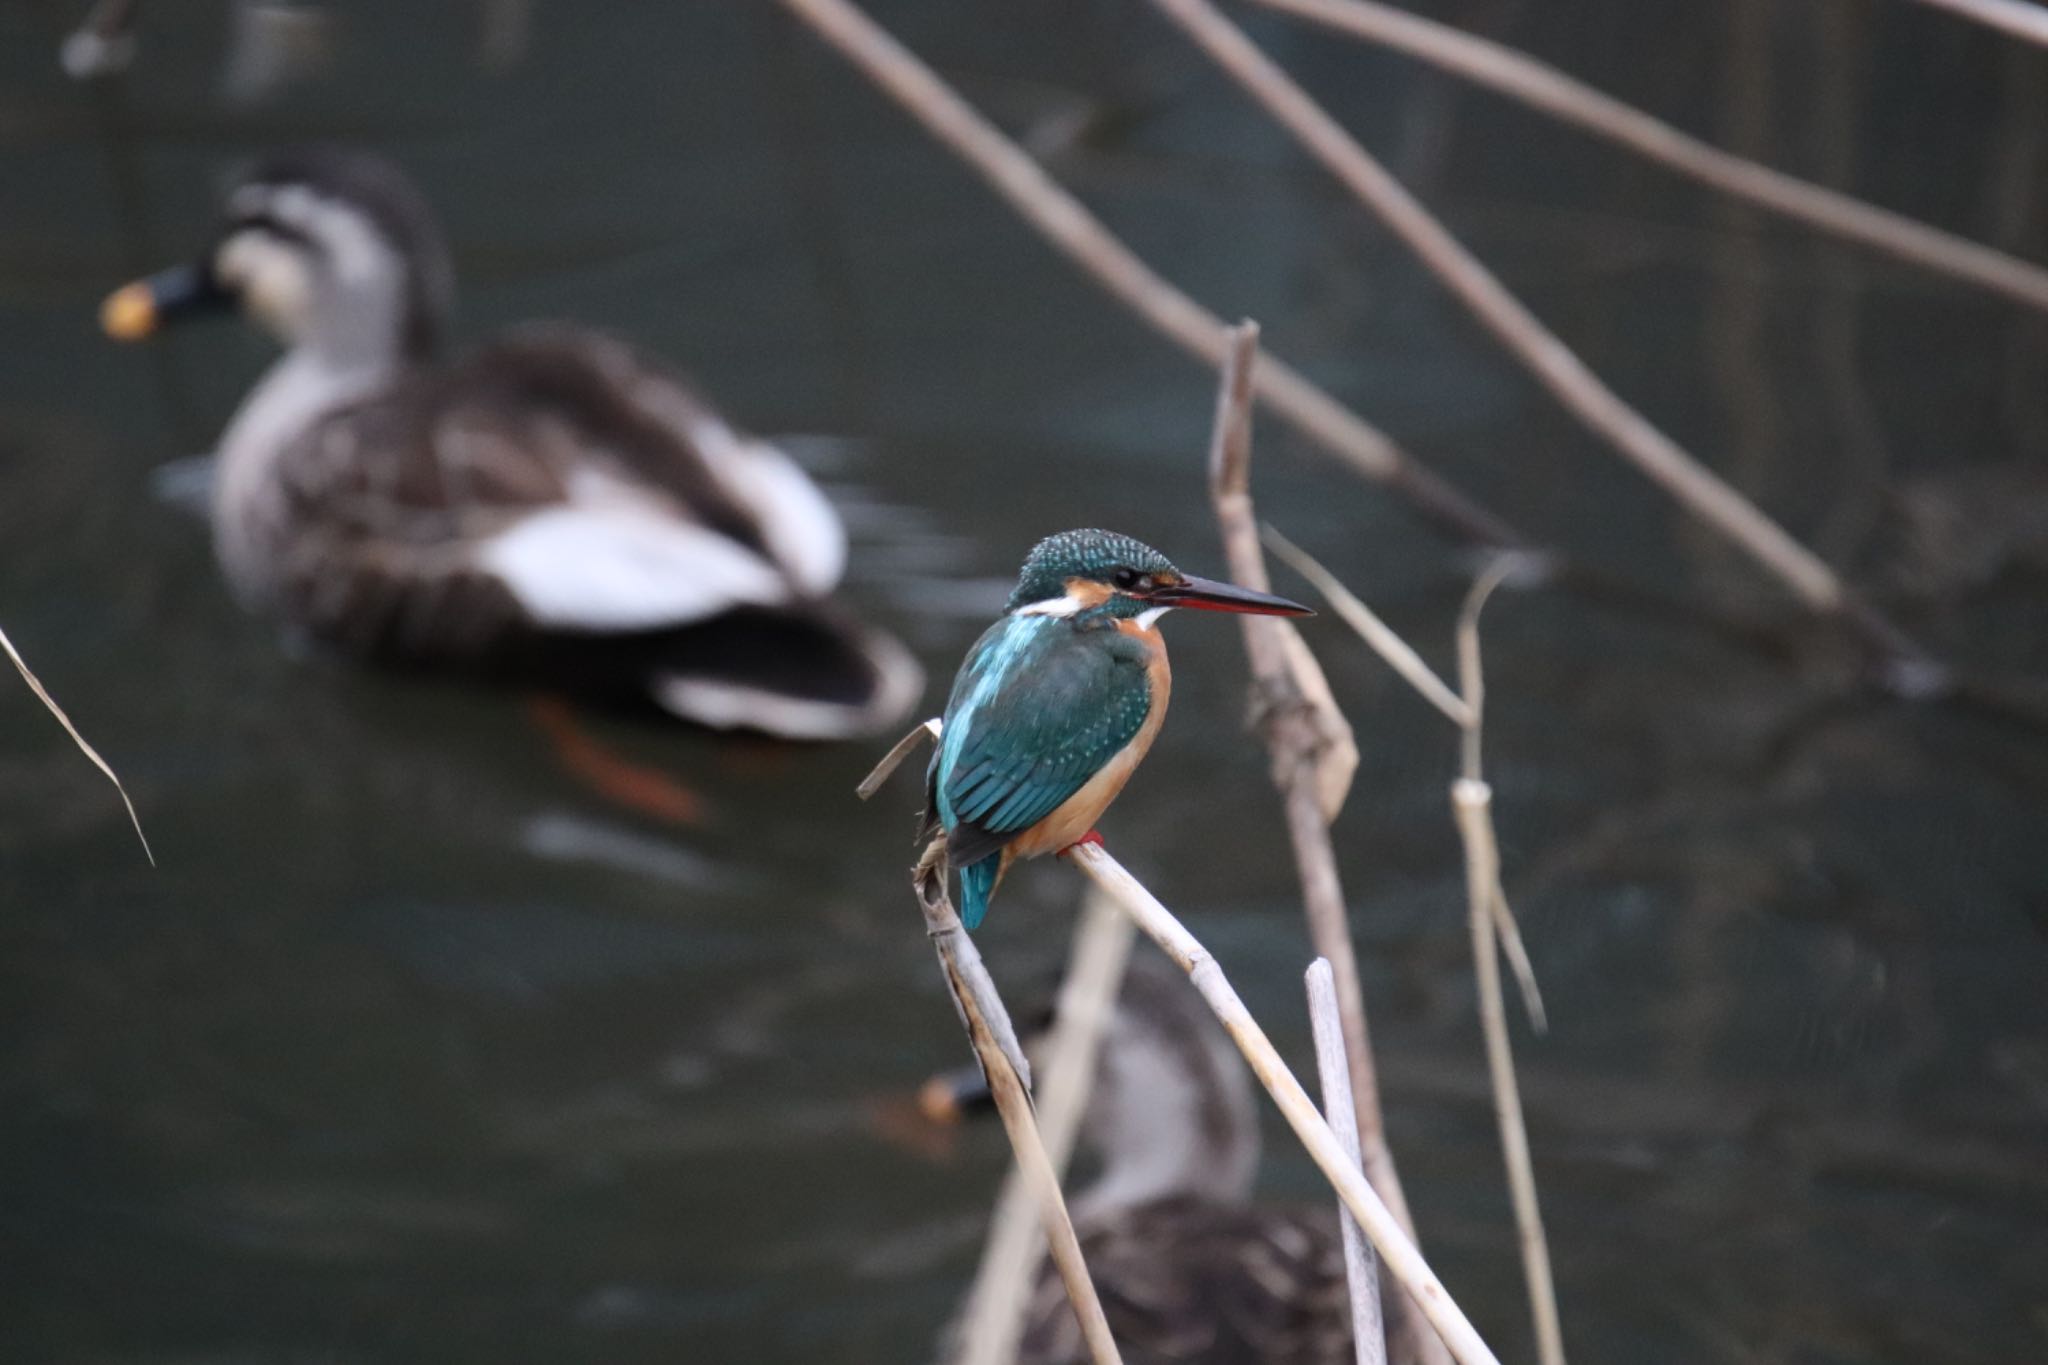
(929, 615, 1154, 873)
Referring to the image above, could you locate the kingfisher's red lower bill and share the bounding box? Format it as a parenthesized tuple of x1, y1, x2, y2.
(920, 529, 1312, 929)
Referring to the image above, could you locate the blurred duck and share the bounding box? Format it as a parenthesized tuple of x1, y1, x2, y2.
(925, 954, 1354, 1364)
(102, 147, 920, 740)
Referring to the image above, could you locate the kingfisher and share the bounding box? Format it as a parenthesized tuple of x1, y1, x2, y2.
(922, 529, 1311, 930)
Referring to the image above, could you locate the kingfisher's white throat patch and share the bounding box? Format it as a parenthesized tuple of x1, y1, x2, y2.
(1016, 593, 1083, 618)
(1015, 594, 1172, 627)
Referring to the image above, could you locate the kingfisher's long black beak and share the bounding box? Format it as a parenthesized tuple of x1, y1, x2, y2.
(1152, 573, 1314, 617)
(916, 1061, 995, 1125)
(100, 262, 229, 342)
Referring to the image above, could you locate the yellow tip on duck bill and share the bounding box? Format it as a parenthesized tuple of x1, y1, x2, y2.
(100, 281, 158, 342)
(916, 1064, 993, 1125)
(916, 1076, 960, 1125)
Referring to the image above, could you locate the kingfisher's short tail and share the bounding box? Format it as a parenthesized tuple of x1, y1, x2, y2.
(958, 857, 999, 931)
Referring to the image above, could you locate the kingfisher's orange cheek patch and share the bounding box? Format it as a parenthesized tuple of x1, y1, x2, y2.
(1063, 578, 1115, 609)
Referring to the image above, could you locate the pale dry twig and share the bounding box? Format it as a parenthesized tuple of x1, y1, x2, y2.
(1905, 0, 2048, 48)
(1450, 566, 1566, 1365)
(1308, 957, 1388, 1365)
(953, 889, 1135, 1365)
(862, 723, 1119, 1363)
(1204, 320, 1445, 1365)
(1068, 842, 1500, 1365)
(775, 0, 1521, 550)
(916, 839, 1122, 1365)
(1146, 0, 1939, 683)
(1253, 0, 2048, 314)
(1265, 532, 1545, 1023)
(2, 622, 152, 865)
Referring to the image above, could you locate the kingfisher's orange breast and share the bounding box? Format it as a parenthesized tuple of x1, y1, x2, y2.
(1007, 619, 1171, 862)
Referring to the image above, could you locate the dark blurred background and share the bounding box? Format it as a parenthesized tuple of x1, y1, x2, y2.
(2, 1, 2046, 1361)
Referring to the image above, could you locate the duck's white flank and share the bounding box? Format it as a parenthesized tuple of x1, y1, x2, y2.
(676, 413, 847, 597)
(477, 503, 792, 630)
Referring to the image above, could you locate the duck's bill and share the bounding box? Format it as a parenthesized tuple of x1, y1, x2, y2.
(916, 1062, 995, 1125)
(100, 263, 228, 342)
(1154, 573, 1314, 616)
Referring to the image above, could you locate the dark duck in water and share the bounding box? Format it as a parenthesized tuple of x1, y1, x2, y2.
(103, 146, 921, 740)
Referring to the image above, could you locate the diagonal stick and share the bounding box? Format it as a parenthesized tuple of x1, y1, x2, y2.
(2, 622, 152, 865)
(953, 888, 1135, 1365)
(1146, 0, 1941, 683)
(1068, 842, 1500, 1365)
(1253, 0, 2048, 314)
(774, 0, 1521, 550)
(915, 843, 1122, 1365)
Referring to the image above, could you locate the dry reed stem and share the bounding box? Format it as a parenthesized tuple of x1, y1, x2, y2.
(1067, 843, 1500, 1365)
(1148, 0, 1938, 679)
(915, 843, 1122, 1365)
(1267, 529, 1546, 1030)
(1906, 0, 2048, 47)
(1307, 957, 1388, 1365)
(1262, 523, 1472, 728)
(954, 889, 1135, 1365)
(1250, 531, 1560, 1348)
(1204, 323, 1442, 1365)
(1252, 0, 2048, 314)
(1450, 570, 1566, 1365)
(2, 622, 151, 864)
(775, 0, 1520, 550)
(856, 717, 941, 801)
(862, 721, 1032, 1088)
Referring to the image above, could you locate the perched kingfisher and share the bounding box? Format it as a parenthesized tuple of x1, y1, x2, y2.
(922, 529, 1311, 929)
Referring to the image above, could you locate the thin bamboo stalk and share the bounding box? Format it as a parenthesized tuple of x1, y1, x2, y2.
(1067, 842, 1500, 1365)
(1265, 527, 1546, 1031)
(1906, 0, 2048, 48)
(1147, 0, 1941, 681)
(954, 890, 1136, 1365)
(1204, 323, 1446, 1365)
(914, 845, 1122, 1365)
(774, 0, 1522, 550)
(1308, 957, 1389, 1365)
(1243, 532, 1563, 1349)
(1450, 570, 1566, 1365)
(1251, 0, 2048, 314)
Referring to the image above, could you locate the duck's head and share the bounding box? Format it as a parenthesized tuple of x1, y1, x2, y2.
(101, 147, 453, 367)
(920, 951, 1263, 1220)
(1006, 528, 1311, 624)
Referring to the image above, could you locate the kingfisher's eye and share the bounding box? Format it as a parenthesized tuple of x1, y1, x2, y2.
(1111, 568, 1140, 590)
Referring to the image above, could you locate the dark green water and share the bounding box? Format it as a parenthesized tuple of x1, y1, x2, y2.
(3, 2, 2046, 1361)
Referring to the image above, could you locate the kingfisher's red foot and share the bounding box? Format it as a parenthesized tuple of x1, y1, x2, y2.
(1056, 828, 1106, 857)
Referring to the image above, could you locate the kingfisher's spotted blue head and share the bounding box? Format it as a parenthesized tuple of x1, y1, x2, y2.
(1005, 528, 1312, 623)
